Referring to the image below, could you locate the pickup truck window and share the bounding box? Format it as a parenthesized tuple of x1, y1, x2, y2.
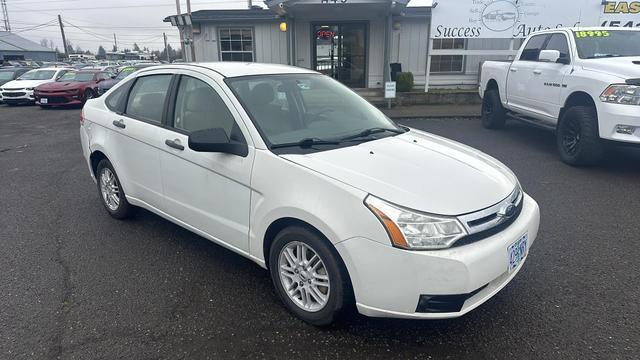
(544, 34, 570, 61)
(519, 34, 548, 61)
(573, 30, 640, 59)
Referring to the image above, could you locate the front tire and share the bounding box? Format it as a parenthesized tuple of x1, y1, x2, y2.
(481, 89, 506, 129)
(269, 226, 351, 326)
(96, 159, 136, 219)
(556, 106, 604, 166)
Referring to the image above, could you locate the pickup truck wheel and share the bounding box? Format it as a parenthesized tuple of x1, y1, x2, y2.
(481, 89, 506, 129)
(556, 106, 604, 166)
(269, 226, 351, 326)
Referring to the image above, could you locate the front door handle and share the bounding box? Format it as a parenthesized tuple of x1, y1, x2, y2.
(533, 70, 542, 75)
(112, 119, 126, 129)
(165, 139, 184, 151)
(510, 68, 518, 72)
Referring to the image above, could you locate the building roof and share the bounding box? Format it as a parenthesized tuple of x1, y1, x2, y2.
(139, 62, 316, 78)
(0, 32, 56, 53)
(164, 8, 280, 23)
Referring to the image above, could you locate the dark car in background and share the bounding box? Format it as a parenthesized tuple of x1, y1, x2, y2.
(0, 67, 32, 87)
(96, 63, 158, 96)
(34, 70, 111, 107)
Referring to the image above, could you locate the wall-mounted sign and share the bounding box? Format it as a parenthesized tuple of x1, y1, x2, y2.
(431, 0, 640, 39)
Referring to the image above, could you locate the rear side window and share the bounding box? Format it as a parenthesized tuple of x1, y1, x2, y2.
(105, 80, 133, 114)
(520, 34, 548, 61)
(125, 75, 172, 124)
(544, 34, 570, 61)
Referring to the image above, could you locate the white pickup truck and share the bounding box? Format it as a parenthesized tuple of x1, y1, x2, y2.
(479, 27, 640, 166)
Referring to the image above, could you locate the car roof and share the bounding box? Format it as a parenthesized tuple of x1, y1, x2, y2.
(140, 62, 318, 78)
(30, 67, 72, 71)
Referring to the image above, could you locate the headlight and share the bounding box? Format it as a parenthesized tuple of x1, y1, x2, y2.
(365, 196, 467, 250)
(600, 84, 640, 105)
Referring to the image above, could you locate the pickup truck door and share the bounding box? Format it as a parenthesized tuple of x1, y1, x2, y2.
(506, 34, 549, 115)
(529, 33, 573, 122)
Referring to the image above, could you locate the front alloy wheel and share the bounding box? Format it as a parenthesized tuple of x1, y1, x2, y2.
(278, 241, 330, 312)
(269, 226, 352, 326)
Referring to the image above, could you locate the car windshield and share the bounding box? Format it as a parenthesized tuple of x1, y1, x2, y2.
(58, 72, 95, 82)
(0, 71, 16, 80)
(115, 68, 135, 80)
(17, 70, 56, 80)
(226, 74, 402, 148)
(574, 30, 640, 59)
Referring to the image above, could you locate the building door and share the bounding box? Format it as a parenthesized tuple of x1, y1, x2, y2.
(313, 23, 367, 88)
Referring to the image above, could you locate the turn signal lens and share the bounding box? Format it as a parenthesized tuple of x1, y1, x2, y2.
(365, 195, 467, 250)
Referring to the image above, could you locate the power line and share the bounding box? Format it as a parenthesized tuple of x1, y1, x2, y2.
(8, 1, 247, 13)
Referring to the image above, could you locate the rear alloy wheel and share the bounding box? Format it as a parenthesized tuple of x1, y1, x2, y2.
(556, 106, 604, 166)
(269, 226, 351, 326)
(96, 159, 136, 219)
(481, 89, 506, 129)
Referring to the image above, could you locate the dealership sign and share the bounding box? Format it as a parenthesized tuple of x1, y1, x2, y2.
(431, 0, 640, 39)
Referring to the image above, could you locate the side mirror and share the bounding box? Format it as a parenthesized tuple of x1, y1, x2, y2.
(538, 50, 561, 63)
(188, 128, 248, 157)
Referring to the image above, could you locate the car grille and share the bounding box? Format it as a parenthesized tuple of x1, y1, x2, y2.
(451, 186, 523, 247)
(3, 92, 26, 97)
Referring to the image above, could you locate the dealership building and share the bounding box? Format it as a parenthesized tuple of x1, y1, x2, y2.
(0, 31, 57, 63)
(165, 0, 636, 91)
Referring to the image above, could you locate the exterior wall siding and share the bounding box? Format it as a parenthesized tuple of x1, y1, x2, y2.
(0, 51, 56, 61)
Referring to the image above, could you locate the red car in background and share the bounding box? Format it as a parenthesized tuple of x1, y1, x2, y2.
(34, 70, 112, 107)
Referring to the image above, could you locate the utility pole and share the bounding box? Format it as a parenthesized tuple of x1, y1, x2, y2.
(58, 15, 68, 59)
(113, 33, 117, 51)
(163, 32, 170, 62)
(186, 0, 196, 62)
(1, 0, 11, 32)
(175, 0, 186, 61)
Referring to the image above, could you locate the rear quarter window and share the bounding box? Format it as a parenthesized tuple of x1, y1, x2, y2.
(105, 80, 133, 114)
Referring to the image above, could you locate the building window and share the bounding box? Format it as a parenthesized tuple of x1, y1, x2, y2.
(430, 38, 465, 73)
(219, 28, 254, 62)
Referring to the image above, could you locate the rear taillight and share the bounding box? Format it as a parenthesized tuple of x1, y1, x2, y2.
(80, 108, 85, 125)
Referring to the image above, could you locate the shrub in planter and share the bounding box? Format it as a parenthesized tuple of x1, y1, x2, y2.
(396, 72, 414, 92)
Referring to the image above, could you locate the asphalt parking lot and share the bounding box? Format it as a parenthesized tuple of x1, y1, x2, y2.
(1, 104, 639, 359)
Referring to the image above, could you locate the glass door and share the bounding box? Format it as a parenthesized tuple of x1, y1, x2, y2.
(313, 23, 367, 88)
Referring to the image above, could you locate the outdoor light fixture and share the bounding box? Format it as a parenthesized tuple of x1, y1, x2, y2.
(279, 22, 287, 32)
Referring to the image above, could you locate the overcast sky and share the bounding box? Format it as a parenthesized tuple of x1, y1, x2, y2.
(6, 0, 432, 54)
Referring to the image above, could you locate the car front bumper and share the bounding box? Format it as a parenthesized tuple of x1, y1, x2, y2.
(598, 102, 640, 144)
(335, 193, 540, 319)
(0, 89, 34, 104)
(35, 91, 83, 106)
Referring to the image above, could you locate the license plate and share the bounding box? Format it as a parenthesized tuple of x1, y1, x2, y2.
(40, 98, 48, 104)
(507, 233, 528, 273)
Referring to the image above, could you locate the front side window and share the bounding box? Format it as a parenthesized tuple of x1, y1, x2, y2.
(125, 74, 173, 123)
(17, 70, 56, 80)
(172, 76, 241, 141)
(519, 34, 548, 61)
(573, 30, 640, 59)
(544, 33, 570, 60)
(227, 74, 400, 148)
(219, 28, 254, 62)
(431, 38, 465, 73)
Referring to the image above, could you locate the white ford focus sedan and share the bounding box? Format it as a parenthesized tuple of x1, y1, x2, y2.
(80, 63, 540, 325)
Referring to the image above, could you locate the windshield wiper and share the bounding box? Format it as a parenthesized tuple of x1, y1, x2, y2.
(586, 54, 622, 59)
(270, 137, 341, 149)
(340, 127, 406, 141)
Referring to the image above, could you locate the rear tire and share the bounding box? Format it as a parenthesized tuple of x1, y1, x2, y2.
(268, 226, 351, 326)
(481, 89, 506, 129)
(96, 159, 136, 219)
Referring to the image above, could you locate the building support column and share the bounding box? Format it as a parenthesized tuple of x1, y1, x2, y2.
(382, 12, 392, 85)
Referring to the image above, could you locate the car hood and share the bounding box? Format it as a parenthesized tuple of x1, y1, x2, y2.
(1, 79, 52, 89)
(37, 81, 85, 91)
(281, 129, 518, 216)
(581, 57, 640, 80)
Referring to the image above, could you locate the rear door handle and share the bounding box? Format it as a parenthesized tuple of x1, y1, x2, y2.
(533, 70, 542, 75)
(510, 68, 518, 72)
(165, 139, 184, 151)
(112, 120, 126, 129)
